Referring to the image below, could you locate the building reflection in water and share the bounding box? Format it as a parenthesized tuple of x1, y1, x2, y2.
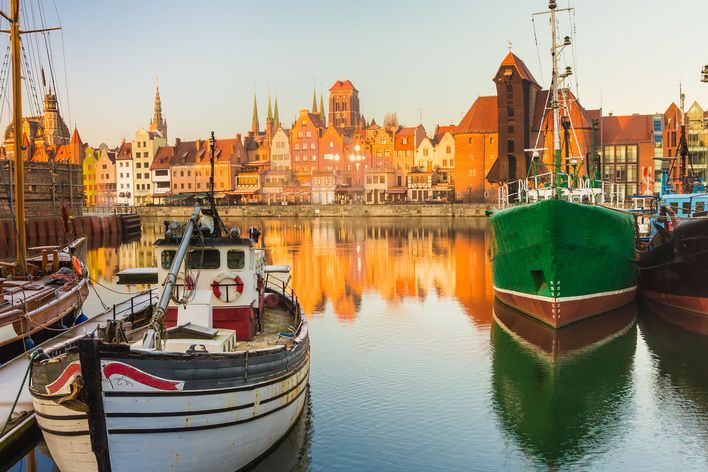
(82, 217, 493, 326)
(490, 300, 637, 469)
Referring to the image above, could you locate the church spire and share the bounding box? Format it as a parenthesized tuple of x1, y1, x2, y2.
(267, 94, 273, 121)
(274, 97, 280, 128)
(312, 88, 317, 114)
(150, 78, 167, 141)
(319, 92, 326, 126)
(251, 93, 259, 134)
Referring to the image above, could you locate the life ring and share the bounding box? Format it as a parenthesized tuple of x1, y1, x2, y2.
(211, 275, 244, 301)
(71, 256, 83, 277)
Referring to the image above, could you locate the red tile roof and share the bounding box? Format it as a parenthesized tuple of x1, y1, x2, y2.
(434, 125, 456, 142)
(456, 96, 498, 134)
(499, 52, 540, 87)
(329, 80, 357, 92)
(601, 114, 653, 143)
(151, 146, 173, 170)
(116, 142, 132, 160)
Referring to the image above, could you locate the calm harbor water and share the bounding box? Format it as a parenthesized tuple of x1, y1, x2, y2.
(6, 217, 708, 471)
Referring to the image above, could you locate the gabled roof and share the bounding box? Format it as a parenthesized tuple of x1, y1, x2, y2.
(456, 96, 498, 134)
(434, 125, 456, 142)
(116, 142, 132, 160)
(329, 80, 358, 92)
(601, 114, 653, 143)
(497, 52, 540, 87)
(151, 146, 173, 170)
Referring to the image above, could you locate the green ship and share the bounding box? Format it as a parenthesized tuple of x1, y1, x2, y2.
(490, 1, 637, 328)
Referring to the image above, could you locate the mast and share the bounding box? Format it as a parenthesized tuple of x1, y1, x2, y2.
(549, 0, 561, 192)
(10, 0, 26, 274)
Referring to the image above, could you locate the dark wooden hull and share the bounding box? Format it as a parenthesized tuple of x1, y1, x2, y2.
(638, 218, 708, 317)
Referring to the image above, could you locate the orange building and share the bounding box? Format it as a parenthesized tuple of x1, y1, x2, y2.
(600, 114, 655, 197)
(328, 80, 361, 130)
(291, 108, 324, 175)
(319, 124, 351, 173)
(454, 96, 498, 202)
(394, 125, 425, 173)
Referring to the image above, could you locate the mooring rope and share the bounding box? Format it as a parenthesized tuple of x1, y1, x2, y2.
(0, 350, 38, 437)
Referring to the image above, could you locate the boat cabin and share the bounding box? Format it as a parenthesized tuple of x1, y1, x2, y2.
(155, 229, 265, 341)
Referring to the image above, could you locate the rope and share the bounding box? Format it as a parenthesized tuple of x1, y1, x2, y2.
(0, 350, 38, 437)
(89, 276, 139, 295)
(90, 282, 110, 311)
(531, 16, 545, 86)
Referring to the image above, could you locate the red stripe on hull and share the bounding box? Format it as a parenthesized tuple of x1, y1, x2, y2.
(494, 289, 636, 328)
(641, 290, 708, 317)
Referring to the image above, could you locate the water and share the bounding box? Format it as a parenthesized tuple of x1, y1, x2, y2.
(6, 217, 708, 471)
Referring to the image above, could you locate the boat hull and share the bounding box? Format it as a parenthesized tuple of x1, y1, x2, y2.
(491, 199, 637, 328)
(638, 218, 708, 318)
(31, 327, 310, 472)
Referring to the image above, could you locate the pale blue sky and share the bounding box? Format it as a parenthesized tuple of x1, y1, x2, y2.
(2, 0, 707, 145)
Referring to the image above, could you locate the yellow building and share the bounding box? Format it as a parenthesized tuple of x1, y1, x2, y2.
(82, 146, 97, 206)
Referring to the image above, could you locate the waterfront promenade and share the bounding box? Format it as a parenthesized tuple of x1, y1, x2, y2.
(102, 203, 492, 218)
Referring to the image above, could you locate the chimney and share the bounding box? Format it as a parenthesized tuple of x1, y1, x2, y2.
(175, 137, 181, 146)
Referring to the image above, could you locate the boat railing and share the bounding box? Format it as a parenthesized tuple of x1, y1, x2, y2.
(42, 288, 158, 357)
(498, 174, 628, 208)
(265, 273, 303, 326)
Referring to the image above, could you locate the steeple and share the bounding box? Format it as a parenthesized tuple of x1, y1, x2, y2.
(251, 93, 260, 134)
(312, 88, 317, 114)
(150, 79, 168, 141)
(267, 94, 273, 121)
(319, 92, 326, 126)
(274, 97, 280, 128)
(266, 94, 275, 135)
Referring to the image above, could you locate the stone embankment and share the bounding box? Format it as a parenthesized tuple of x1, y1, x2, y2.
(0, 213, 141, 258)
(135, 203, 492, 218)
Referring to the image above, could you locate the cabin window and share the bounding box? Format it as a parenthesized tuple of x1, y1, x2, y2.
(696, 202, 705, 213)
(161, 250, 176, 269)
(227, 250, 246, 270)
(187, 249, 221, 269)
(682, 202, 691, 215)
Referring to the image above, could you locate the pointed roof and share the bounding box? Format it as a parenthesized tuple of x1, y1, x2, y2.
(267, 95, 273, 121)
(456, 96, 498, 134)
(312, 89, 318, 113)
(319, 92, 326, 123)
(70, 126, 82, 145)
(251, 94, 259, 132)
(274, 97, 280, 126)
(434, 125, 456, 142)
(498, 52, 540, 87)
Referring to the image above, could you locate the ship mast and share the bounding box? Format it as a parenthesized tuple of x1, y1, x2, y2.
(1, 0, 60, 274)
(10, 0, 26, 274)
(549, 0, 561, 192)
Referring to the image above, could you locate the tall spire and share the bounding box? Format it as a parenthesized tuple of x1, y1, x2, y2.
(312, 88, 317, 114)
(319, 92, 326, 126)
(251, 93, 259, 134)
(274, 97, 280, 128)
(150, 78, 167, 141)
(267, 94, 273, 121)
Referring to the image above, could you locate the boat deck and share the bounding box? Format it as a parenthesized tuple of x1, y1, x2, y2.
(234, 306, 298, 351)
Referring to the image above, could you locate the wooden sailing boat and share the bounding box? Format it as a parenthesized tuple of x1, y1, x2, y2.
(489, 1, 637, 328)
(0, 0, 88, 360)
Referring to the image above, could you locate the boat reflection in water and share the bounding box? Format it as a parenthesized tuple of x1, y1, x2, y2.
(639, 300, 708, 419)
(490, 300, 637, 468)
(639, 296, 708, 337)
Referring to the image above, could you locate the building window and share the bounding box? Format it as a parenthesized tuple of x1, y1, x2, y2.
(627, 145, 638, 163)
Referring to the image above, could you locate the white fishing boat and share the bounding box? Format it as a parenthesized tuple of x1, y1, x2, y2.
(29, 133, 310, 472)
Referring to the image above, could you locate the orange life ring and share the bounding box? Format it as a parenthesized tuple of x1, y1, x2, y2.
(71, 256, 83, 277)
(211, 275, 245, 301)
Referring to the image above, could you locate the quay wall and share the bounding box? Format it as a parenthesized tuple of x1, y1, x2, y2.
(0, 214, 140, 258)
(134, 203, 492, 219)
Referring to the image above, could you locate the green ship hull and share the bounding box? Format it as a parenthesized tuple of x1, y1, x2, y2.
(490, 199, 637, 327)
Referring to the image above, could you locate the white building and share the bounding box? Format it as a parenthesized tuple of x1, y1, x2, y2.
(115, 141, 134, 206)
(270, 127, 291, 171)
(132, 128, 167, 206)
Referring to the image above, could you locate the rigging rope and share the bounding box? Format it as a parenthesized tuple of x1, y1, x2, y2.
(0, 350, 38, 438)
(531, 16, 545, 86)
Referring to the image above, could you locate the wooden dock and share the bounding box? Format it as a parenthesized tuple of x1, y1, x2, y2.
(0, 289, 156, 456)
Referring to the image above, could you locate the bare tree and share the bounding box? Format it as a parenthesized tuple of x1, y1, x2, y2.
(384, 112, 399, 130)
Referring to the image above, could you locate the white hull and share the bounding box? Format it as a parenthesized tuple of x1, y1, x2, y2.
(34, 357, 310, 472)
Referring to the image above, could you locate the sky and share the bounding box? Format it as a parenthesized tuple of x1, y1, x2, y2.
(1, 0, 706, 146)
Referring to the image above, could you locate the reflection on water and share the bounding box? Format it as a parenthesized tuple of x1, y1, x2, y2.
(5, 217, 708, 471)
(491, 301, 637, 469)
